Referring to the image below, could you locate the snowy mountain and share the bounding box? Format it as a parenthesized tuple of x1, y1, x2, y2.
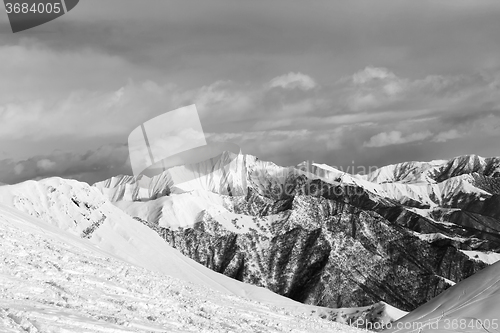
(2, 152, 499, 331)
(0, 177, 405, 330)
(93, 152, 500, 314)
(0, 178, 298, 305)
(382, 260, 500, 333)
(360, 155, 500, 184)
(0, 201, 372, 333)
(313, 156, 500, 209)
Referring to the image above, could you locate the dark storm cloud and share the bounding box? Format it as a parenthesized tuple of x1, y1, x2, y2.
(5, 0, 500, 84)
(2, 1, 500, 183)
(439, 109, 500, 127)
(0, 144, 131, 185)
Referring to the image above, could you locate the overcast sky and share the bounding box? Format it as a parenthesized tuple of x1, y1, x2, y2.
(1, 0, 500, 184)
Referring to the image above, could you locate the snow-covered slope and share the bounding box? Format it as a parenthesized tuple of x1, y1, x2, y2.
(0, 202, 369, 333)
(0, 178, 308, 306)
(4, 151, 499, 331)
(358, 160, 446, 184)
(0, 177, 405, 329)
(383, 261, 500, 333)
(94, 152, 250, 202)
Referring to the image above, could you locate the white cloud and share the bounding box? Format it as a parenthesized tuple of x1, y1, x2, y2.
(206, 129, 309, 143)
(205, 127, 345, 161)
(433, 129, 461, 142)
(0, 86, 142, 140)
(185, 81, 255, 118)
(36, 159, 56, 171)
(268, 72, 317, 91)
(364, 130, 432, 147)
(0, 143, 131, 185)
(0, 41, 136, 105)
(13, 164, 24, 175)
(351, 67, 398, 85)
(345, 67, 407, 111)
(343, 66, 500, 115)
(251, 119, 293, 131)
(2, 51, 500, 184)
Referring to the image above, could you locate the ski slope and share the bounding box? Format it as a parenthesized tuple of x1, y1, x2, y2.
(0, 178, 321, 307)
(0, 201, 368, 333)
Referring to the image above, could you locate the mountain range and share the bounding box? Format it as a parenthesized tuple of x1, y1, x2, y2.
(1, 152, 499, 331)
(94, 153, 500, 312)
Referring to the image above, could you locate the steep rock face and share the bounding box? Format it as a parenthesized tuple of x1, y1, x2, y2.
(96, 152, 500, 313)
(383, 260, 500, 333)
(147, 188, 486, 312)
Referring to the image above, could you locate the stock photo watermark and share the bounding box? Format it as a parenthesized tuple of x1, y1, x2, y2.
(128, 104, 374, 198)
(3, 0, 79, 32)
(128, 104, 240, 190)
(353, 318, 499, 332)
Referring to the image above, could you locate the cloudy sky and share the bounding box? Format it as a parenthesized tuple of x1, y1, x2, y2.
(1, 0, 500, 184)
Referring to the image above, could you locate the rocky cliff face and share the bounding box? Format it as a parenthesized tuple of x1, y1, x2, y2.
(383, 260, 500, 333)
(94, 152, 500, 313)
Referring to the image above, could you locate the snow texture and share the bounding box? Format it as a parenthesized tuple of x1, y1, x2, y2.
(0, 202, 367, 333)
